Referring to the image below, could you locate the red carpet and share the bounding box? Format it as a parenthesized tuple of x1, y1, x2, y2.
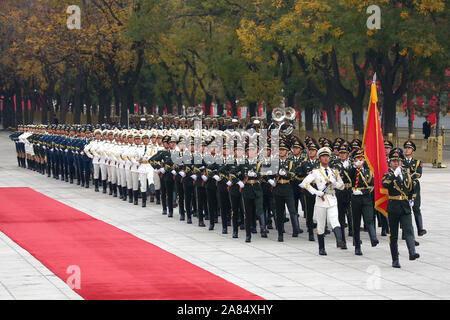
(0, 187, 262, 300)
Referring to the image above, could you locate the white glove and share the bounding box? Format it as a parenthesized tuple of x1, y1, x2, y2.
(355, 160, 363, 167)
(213, 175, 220, 181)
(279, 169, 286, 176)
(226, 180, 232, 187)
(159, 168, 165, 174)
(179, 171, 186, 177)
(80, 151, 84, 155)
(268, 179, 276, 187)
(65, 149, 68, 153)
(171, 170, 177, 175)
(201, 175, 208, 182)
(266, 170, 273, 176)
(353, 190, 363, 196)
(409, 200, 414, 208)
(248, 171, 256, 177)
(237, 181, 245, 188)
(50, 148, 54, 152)
(191, 174, 197, 180)
(343, 160, 350, 169)
(43, 146, 46, 150)
(394, 167, 402, 177)
(315, 190, 325, 197)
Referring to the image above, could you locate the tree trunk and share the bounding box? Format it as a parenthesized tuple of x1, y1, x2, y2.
(305, 104, 314, 131)
(249, 101, 257, 118)
(406, 84, 414, 136)
(73, 73, 83, 124)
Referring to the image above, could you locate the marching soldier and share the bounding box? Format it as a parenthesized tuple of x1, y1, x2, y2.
(382, 148, 420, 268)
(297, 140, 320, 241)
(269, 141, 302, 242)
(331, 144, 353, 249)
(239, 143, 267, 242)
(349, 149, 379, 255)
(402, 140, 427, 237)
(300, 147, 346, 255)
(290, 139, 306, 229)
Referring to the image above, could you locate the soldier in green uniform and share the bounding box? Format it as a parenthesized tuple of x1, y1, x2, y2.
(229, 143, 246, 238)
(239, 143, 267, 242)
(349, 149, 379, 255)
(331, 144, 353, 249)
(382, 148, 420, 268)
(402, 140, 427, 237)
(290, 139, 306, 232)
(270, 141, 302, 242)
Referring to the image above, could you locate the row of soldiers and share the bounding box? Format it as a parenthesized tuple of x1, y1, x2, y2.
(10, 122, 426, 267)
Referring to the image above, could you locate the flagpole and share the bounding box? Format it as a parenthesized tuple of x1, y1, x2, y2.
(355, 73, 377, 191)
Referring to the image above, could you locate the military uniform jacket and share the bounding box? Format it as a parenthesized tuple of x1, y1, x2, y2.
(272, 158, 295, 197)
(382, 167, 413, 215)
(402, 157, 422, 198)
(240, 158, 263, 199)
(349, 163, 374, 195)
(302, 165, 344, 207)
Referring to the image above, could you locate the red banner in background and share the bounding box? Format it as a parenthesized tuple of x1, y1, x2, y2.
(429, 112, 436, 127)
(322, 110, 327, 122)
(201, 103, 205, 115)
(210, 104, 213, 116)
(258, 105, 262, 117)
(13, 94, 16, 111)
(227, 102, 231, 117)
(28, 99, 31, 111)
(135, 103, 139, 114)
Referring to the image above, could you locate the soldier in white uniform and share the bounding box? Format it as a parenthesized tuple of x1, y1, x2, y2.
(99, 130, 109, 194)
(301, 147, 346, 256)
(124, 132, 136, 204)
(84, 129, 102, 192)
(130, 134, 145, 205)
(118, 132, 129, 201)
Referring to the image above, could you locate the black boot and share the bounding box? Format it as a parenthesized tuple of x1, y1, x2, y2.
(415, 214, 427, 236)
(308, 229, 315, 241)
(290, 213, 302, 237)
(232, 227, 238, 238)
(155, 190, 161, 205)
(102, 180, 107, 194)
(128, 189, 133, 203)
(318, 234, 327, 255)
(340, 227, 347, 249)
(133, 191, 139, 205)
(368, 224, 379, 247)
(109, 182, 113, 195)
(113, 184, 118, 198)
(84, 174, 89, 188)
(333, 227, 345, 248)
(118, 185, 123, 199)
(390, 242, 401, 268)
(141, 192, 147, 207)
(259, 214, 268, 238)
(406, 236, 420, 260)
(94, 179, 99, 192)
(122, 187, 127, 201)
(245, 231, 251, 243)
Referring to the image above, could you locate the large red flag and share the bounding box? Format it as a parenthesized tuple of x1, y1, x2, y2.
(363, 74, 389, 216)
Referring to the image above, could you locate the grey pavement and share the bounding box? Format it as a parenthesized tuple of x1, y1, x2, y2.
(0, 131, 450, 300)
